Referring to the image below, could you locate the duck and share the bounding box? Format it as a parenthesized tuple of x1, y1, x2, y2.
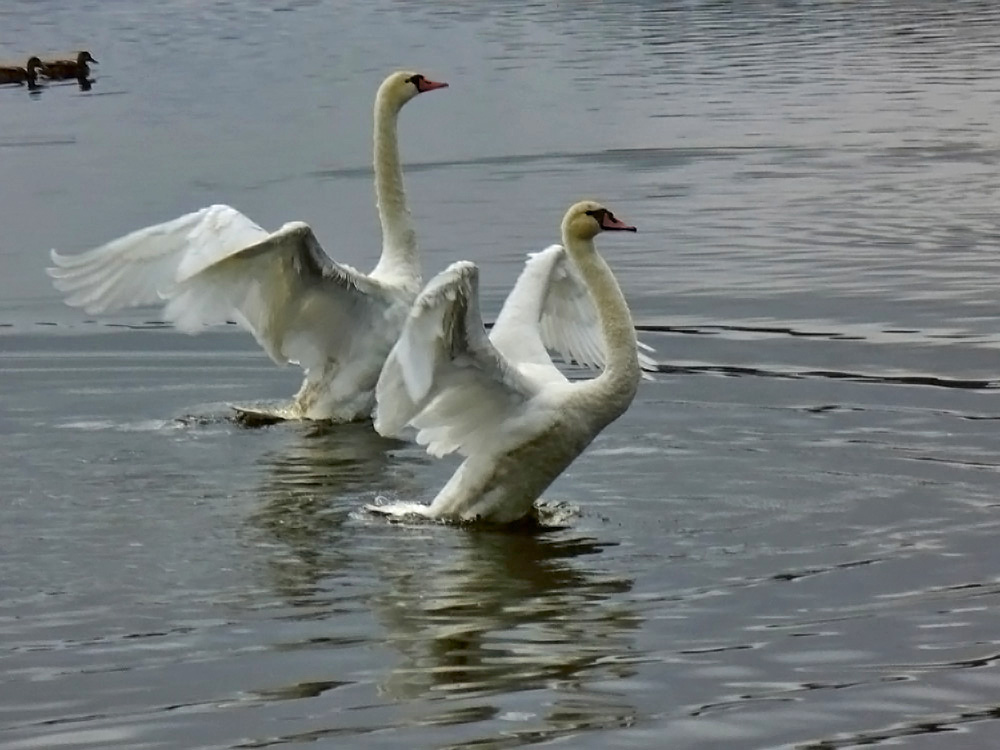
(0, 57, 43, 87)
(47, 70, 448, 423)
(373, 200, 643, 524)
(39, 50, 97, 80)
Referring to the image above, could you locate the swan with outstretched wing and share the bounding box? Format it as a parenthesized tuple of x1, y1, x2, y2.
(48, 70, 448, 423)
(374, 201, 645, 524)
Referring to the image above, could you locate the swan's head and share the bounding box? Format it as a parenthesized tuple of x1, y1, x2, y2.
(563, 200, 637, 241)
(26, 56, 42, 72)
(378, 70, 448, 110)
(77, 51, 98, 65)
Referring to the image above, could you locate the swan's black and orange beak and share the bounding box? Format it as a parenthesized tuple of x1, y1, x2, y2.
(416, 77, 448, 93)
(599, 212, 637, 233)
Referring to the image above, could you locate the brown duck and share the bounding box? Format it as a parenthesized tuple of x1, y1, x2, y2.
(39, 50, 97, 80)
(0, 57, 43, 86)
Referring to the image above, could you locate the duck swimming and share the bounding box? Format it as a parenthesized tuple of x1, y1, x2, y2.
(0, 57, 43, 87)
(39, 51, 97, 80)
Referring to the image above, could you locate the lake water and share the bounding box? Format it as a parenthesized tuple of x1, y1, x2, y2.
(3, 1, 1000, 748)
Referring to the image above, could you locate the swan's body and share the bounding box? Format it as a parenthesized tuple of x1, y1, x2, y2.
(0, 57, 42, 87)
(374, 201, 642, 524)
(48, 71, 447, 422)
(39, 50, 97, 80)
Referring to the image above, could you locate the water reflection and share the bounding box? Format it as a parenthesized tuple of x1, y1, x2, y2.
(8, 0, 1000, 745)
(242, 426, 644, 741)
(245, 422, 419, 601)
(372, 529, 641, 729)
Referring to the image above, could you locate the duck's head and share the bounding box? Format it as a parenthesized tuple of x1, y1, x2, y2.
(378, 70, 448, 109)
(77, 50, 98, 65)
(563, 200, 637, 241)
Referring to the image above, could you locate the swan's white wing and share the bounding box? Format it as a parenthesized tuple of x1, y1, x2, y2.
(491, 244, 658, 374)
(162, 221, 392, 373)
(50, 206, 393, 376)
(375, 261, 541, 458)
(488, 244, 565, 370)
(536, 245, 610, 370)
(47, 205, 269, 314)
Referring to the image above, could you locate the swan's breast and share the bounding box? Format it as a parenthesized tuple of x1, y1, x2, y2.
(496, 411, 595, 487)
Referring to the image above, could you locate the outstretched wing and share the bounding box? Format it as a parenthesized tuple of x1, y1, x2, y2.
(374, 261, 541, 458)
(489, 244, 657, 374)
(48, 204, 269, 314)
(161, 221, 392, 373)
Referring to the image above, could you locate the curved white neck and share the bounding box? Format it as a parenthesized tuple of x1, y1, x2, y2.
(370, 91, 420, 288)
(565, 233, 640, 406)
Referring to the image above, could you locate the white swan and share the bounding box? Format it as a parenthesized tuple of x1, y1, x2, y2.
(47, 70, 448, 422)
(373, 201, 643, 524)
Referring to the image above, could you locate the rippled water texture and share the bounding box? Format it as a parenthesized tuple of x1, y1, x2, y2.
(3, 2, 1000, 748)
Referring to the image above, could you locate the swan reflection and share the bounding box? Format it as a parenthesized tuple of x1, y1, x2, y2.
(245, 421, 420, 600)
(372, 527, 641, 727)
(244, 427, 642, 739)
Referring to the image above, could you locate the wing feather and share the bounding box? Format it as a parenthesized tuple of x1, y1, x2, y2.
(488, 245, 563, 368)
(374, 261, 540, 458)
(161, 222, 390, 372)
(48, 205, 268, 315)
(537, 246, 610, 370)
(49, 206, 395, 381)
(490, 244, 658, 376)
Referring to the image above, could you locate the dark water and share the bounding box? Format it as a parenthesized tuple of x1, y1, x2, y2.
(4, 2, 1000, 748)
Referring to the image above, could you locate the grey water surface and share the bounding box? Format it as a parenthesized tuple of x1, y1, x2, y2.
(3, 2, 1000, 748)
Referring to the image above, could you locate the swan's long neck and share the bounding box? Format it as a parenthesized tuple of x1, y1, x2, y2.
(565, 233, 640, 408)
(370, 91, 420, 289)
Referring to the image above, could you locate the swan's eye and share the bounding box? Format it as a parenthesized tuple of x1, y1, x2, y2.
(405, 74, 424, 87)
(584, 208, 607, 222)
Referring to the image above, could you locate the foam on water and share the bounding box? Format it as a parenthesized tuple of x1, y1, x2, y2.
(56, 419, 175, 432)
(363, 498, 434, 521)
